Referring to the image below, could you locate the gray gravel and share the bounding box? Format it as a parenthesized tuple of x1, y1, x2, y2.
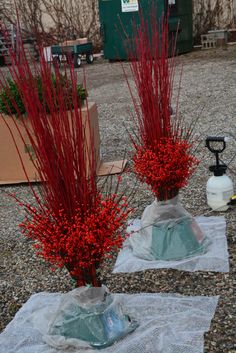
(1, 47, 236, 353)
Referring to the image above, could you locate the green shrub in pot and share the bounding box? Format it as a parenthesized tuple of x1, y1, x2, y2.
(0, 75, 87, 116)
(0, 79, 25, 115)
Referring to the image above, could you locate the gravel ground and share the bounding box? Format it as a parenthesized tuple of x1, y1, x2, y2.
(1, 47, 236, 353)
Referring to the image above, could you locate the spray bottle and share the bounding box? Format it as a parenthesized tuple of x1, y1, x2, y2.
(206, 136, 234, 211)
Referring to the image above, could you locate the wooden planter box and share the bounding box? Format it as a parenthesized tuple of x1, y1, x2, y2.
(0, 102, 126, 185)
(0, 102, 101, 184)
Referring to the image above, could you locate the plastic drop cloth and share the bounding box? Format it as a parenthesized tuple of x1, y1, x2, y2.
(45, 286, 138, 349)
(0, 290, 219, 353)
(113, 214, 228, 273)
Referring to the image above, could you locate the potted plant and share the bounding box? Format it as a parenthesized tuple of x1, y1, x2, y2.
(122, 12, 208, 261)
(0, 71, 100, 184)
(0, 33, 138, 349)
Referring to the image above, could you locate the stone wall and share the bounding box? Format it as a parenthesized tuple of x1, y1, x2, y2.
(193, 0, 234, 43)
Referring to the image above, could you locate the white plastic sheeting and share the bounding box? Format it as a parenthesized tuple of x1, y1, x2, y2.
(113, 216, 229, 273)
(0, 291, 219, 353)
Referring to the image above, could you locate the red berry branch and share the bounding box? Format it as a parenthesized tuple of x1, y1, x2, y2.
(0, 25, 132, 286)
(133, 137, 199, 201)
(18, 195, 131, 286)
(123, 8, 199, 200)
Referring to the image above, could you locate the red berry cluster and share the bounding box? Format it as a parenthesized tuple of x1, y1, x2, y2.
(19, 195, 131, 286)
(133, 137, 199, 201)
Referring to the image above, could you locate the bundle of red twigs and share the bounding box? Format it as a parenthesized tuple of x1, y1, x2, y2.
(0, 27, 131, 286)
(123, 9, 199, 201)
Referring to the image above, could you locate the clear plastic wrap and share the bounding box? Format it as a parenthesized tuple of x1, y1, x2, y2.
(128, 196, 209, 261)
(44, 286, 138, 349)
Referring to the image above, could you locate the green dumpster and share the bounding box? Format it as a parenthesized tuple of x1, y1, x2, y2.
(99, 0, 193, 60)
(168, 0, 193, 54)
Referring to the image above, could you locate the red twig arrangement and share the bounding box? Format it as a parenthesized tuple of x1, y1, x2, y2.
(123, 9, 199, 201)
(0, 27, 131, 286)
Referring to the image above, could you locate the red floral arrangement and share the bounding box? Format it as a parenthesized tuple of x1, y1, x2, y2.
(1, 26, 131, 286)
(123, 8, 199, 200)
(133, 137, 199, 201)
